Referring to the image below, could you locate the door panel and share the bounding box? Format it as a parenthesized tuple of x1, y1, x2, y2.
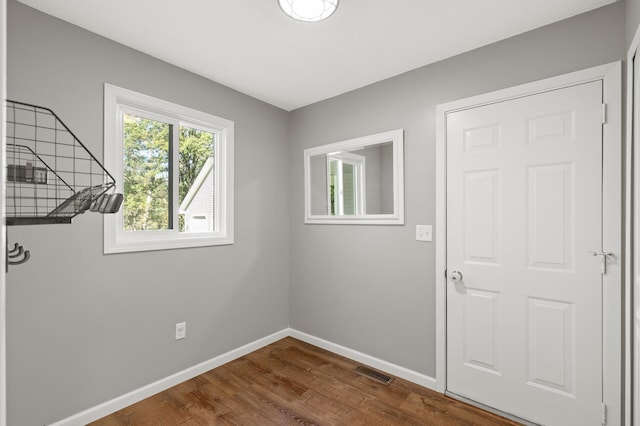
(527, 163, 573, 270)
(464, 289, 501, 374)
(527, 111, 575, 144)
(526, 297, 575, 396)
(464, 169, 500, 264)
(446, 81, 603, 425)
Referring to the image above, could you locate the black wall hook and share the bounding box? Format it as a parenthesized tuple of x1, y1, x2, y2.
(6, 241, 31, 270)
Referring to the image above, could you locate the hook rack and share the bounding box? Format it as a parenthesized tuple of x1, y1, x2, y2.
(5, 99, 119, 225)
(3, 99, 121, 272)
(8, 242, 30, 265)
(6, 242, 31, 270)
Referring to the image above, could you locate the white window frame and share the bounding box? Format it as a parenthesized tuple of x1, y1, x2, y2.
(304, 129, 404, 225)
(103, 83, 234, 253)
(326, 152, 366, 215)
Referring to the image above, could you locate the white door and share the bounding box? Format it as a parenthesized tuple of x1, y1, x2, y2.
(446, 81, 604, 425)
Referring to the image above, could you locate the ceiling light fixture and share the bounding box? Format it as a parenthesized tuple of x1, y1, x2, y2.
(278, 0, 339, 23)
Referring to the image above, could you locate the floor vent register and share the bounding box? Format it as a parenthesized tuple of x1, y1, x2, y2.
(354, 366, 394, 385)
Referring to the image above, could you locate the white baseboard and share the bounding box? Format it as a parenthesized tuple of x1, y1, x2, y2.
(289, 329, 437, 391)
(50, 327, 437, 425)
(49, 329, 289, 426)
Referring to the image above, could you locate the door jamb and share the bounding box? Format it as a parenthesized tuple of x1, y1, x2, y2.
(625, 25, 640, 426)
(1, 1, 7, 425)
(435, 61, 623, 425)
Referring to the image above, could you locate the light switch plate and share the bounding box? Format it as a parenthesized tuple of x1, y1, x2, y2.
(416, 225, 432, 242)
(175, 322, 186, 340)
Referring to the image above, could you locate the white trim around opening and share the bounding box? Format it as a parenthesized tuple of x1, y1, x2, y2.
(626, 24, 640, 426)
(0, 1, 7, 424)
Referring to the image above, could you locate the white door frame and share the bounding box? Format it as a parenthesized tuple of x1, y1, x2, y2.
(435, 62, 622, 425)
(1, 0, 7, 424)
(626, 26, 640, 426)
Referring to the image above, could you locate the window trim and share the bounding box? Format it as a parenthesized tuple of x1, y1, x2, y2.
(304, 129, 404, 225)
(103, 83, 234, 253)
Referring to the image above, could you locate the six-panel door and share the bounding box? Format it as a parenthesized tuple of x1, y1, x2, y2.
(446, 81, 604, 425)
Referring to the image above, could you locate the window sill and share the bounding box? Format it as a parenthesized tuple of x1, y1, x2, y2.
(103, 232, 234, 254)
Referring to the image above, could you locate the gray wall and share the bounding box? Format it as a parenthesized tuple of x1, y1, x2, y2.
(629, 0, 640, 47)
(289, 2, 626, 378)
(6, 1, 290, 425)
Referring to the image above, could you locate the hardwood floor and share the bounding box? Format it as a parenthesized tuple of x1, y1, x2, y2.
(91, 337, 521, 425)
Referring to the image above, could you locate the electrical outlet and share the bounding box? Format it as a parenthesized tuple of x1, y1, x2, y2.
(416, 225, 432, 242)
(175, 322, 186, 340)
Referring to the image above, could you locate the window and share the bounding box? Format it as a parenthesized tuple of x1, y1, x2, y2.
(326, 152, 365, 215)
(104, 84, 233, 253)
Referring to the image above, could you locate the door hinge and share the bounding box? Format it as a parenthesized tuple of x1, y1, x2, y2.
(601, 402, 607, 425)
(602, 103, 607, 124)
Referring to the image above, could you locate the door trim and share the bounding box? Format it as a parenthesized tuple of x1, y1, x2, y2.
(626, 26, 640, 426)
(435, 62, 622, 425)
(1, 1, 7, 425)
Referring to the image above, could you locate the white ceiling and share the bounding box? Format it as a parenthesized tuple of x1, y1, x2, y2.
(17, 0, 617, 111)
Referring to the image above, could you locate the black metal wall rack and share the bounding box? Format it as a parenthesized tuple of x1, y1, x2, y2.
(5, 100, 122, 268)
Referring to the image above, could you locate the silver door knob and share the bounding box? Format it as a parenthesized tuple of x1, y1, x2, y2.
(450, 270, 463, 282)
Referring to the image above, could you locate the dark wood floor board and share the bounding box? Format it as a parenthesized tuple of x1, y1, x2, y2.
(223, 356, 311, 401)
(255, 348, 382, 413)
(245, 383, 320, 425)
(208, 367, 313, 423)
(304, 347, 512, 426)
(271, 345, 427, 422)
(272, 342, 415, 403)
(248, 344, 426, 425)
(91, 337, 521, 425)
(194, 375, 268, 422)
(268, 346, 393, 397)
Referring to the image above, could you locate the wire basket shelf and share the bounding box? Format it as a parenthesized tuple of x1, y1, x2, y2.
(6, 100, 118, 225)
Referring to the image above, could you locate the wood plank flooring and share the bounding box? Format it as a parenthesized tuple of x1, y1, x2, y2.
(91, 337, 521, 425)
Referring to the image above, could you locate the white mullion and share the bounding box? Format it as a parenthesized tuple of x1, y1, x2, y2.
(114, 105, 126, 234)
(337, 159, 344, 215)
(358, 159, 366, 215)
(326, 157, 332, 215)
(214, 130, 222, 233)
(351, 160, 358, 213)
(171, 121, 180, 234)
